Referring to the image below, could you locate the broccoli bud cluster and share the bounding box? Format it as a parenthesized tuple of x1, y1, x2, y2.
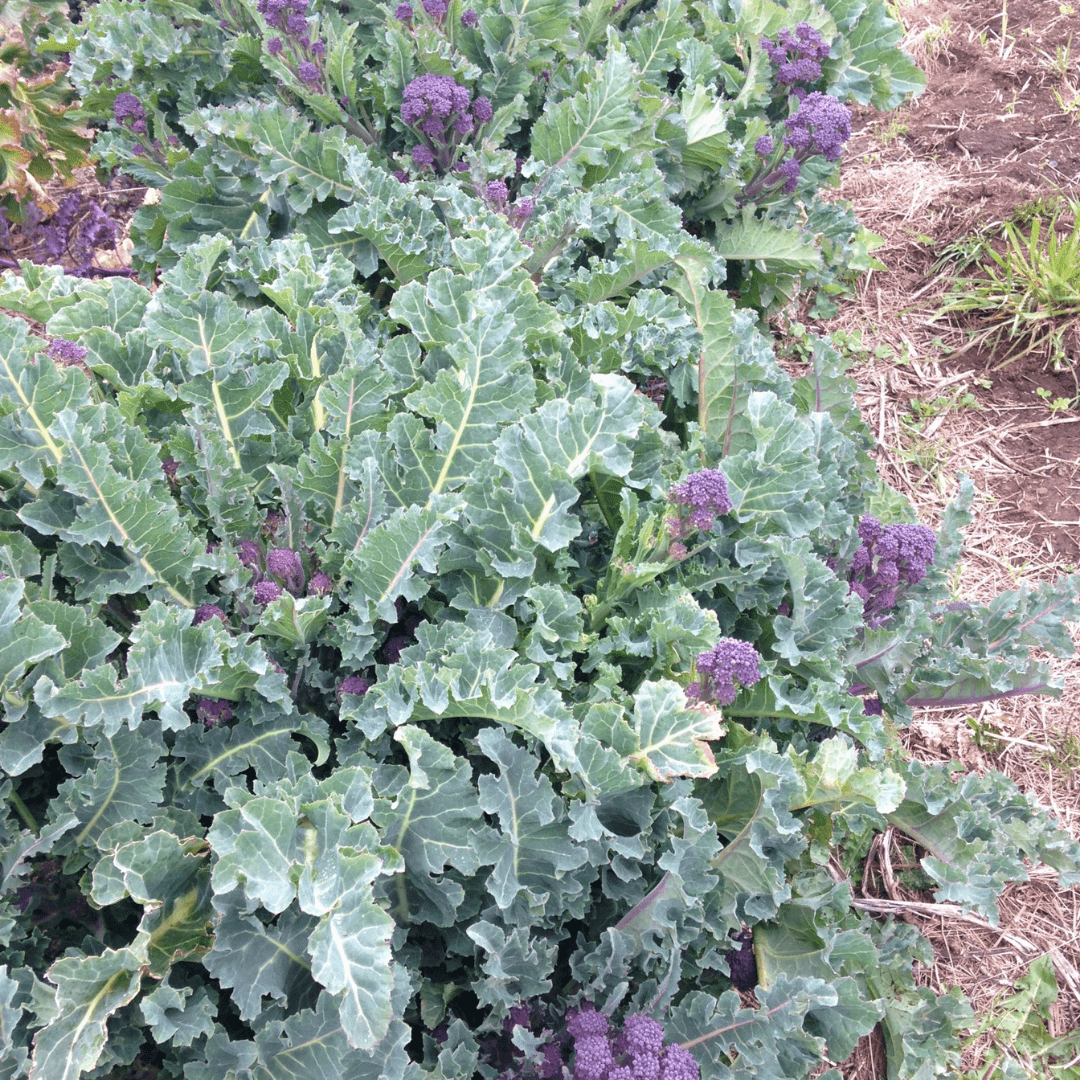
(398, 73, 492, 175)
(567, 1007, 700, 1080)
(665, 467, 732, 558)
(686, 638, 763, 706)
(845, 515, 937, 627)
(760, 22, 830, 93)
(737, 22, 850, 206)
(257, 0, 327, 88)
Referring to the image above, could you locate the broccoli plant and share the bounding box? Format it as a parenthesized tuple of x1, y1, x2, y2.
(0, 4, 1076, 1080)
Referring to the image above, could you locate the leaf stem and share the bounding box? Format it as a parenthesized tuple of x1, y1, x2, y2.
(7, 789, 38, 832)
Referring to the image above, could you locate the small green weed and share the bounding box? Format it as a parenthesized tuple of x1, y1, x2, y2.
(905, 385, 984, 428)
(934, 200, 1080, 370)
(1035, 731, 1080, 776)
(959, 956, 1080, 1080)
(873, 115, 909, 144)
(1035, 385, 1075, 413)
(1038, 34, 1074, 79)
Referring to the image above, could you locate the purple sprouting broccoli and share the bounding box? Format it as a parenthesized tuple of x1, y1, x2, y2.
(421, 0, 448, 19)
(254, 580, 283, 605)
(395, 1, 413, 18)
(724, 928, 758, 990)
(783, 91, 851, 162)
(193, 603, 227, 626)
(267, 36, 284, 53)
(754, 134, 774, 156)
(844, 515, 936, 627)
(461, 7, 479, 25)
(687, 638, 762, 707)
(623, 1016, 664, 1059)
(297, 60, 320, 85)
(472, 96, 493, 123)
(667, 467, 732, 540)
(338, 675, 371, 700)
(863, 696, 884, 716)
(567, 1006, 609, 1040)
(48, 338, 88, 366)
(485, 179, 508, 208)
(161, 457, 179, 483)
(196, 698, 233, 728)
(565, 1007, 699, 1080)
(400, 74, 479, 173)
(510, 197, 535, 227)
(237, 540, 262, 571)
(266, 547, 305, 594)
(412, 144, 435, 168)
(659, 1046, 699, 1080)
(308, 571, 333, 597)
(760, 22, 830, 89)
(112, 92, 146, 126)
(574, 1036, 613, 1080)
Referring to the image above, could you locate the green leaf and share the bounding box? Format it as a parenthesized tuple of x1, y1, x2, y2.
(712, 208, 821, 270)
(626, 680, 725, 782)
(30, 948, 143, 1080)
(55, 725, 167, 851)
(35, 602, 220, 734)
(721, 393, 826, 536)
(470, 726, 590, 918)
(21, 406, 205, 606)
(0, 577, 67, 695)
(531, 48, 640, 178)
(0, 318, 88, 488)
(679, 84, 733, 184)
(254, 593, 331, 649)
(328, 147, 452, 283)
(205, 891, 317, 1020)
(372, 725, 490, 921)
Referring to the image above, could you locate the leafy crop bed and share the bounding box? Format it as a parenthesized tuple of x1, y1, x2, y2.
(0, 2, 1078, 1080)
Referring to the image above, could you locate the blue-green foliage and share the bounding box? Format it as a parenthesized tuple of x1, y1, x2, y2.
(0, 3, 1076, 1080)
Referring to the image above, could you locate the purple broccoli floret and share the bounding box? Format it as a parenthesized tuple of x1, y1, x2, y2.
(161, 457, 179, 482)
(308, 572, 333, 597)
(267, 36, 284, 53)
(754, 135, 774, 156)
(395, 1, 414, 17)
(567, 1006, 609, 1040)
(254, 580, 283, 605)
(193, 603, 227, 626)
(687, 638, 762, 707)
(412, 144, 435, 168)
(266, 547, 303, 583)
(574, 1035, 613, 1080)
(784, 91, 851, 162)
(472, 96, 493, 122)
(725, 928, 758, 990)
(623, 1016, 664, 1059)
(338, 675, 371, 699)
(297, 60, 320, 85)
(667, 467, 732, 537)
(761, 22, 830, 89)
(422, 0, 448, 17)
(777, 157, 800, 192)
(844, 515, 936, 626)
(485, 179, 509, 207)
(49, 338, 88, 365)
(237, 540, 262, 570)
(112, 92, 145, 125)
(196, 698, 233, 728)
(659, 1046, 698, 1080)
(461, 7, 479, 25)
